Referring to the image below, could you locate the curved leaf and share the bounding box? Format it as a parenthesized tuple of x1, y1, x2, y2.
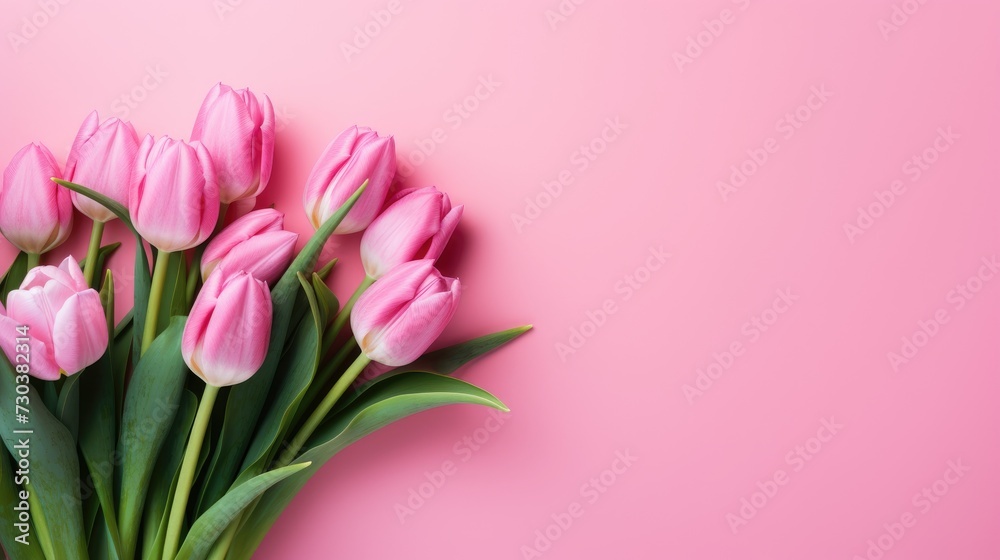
(0, 355, 89, 559)
(176, 463, 311, 560)
(53, 179, 135, 232)
(230, 372, 507, 558)
(0, 452, 45, 559)
(117, 317, 189, 560)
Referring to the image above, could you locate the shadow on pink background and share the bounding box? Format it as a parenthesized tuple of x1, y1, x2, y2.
(3, 1, 999, 558)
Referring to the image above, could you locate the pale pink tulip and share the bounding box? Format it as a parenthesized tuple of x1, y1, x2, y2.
(0, 257, 108, 379)
(0, 143, 73, 254)
(360, 186, 463, 279)
(201, 208, 298, 284)
(351, 260, 460, 366)
(182, 271, 271, 387)
(65, 111, 140, 222)
(130, 135, 219, 252)
(303, 126, 395, 234)
(192, 83, 275, 204)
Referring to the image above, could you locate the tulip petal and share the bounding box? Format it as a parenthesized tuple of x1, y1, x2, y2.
(52, 291, 109, 375)
(0, 314, 61, 380)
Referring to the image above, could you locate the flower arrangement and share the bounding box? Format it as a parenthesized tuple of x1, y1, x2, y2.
(0, 83, 528, 560)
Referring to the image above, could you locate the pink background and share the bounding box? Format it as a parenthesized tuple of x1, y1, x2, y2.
(3, 1, 1000, 558)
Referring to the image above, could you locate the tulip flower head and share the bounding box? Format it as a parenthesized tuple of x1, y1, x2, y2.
(192, 83, 275, 204)
(130, 135, 219, 252)
(0, 142, 73, 254)
(361, 186, 463, 279)
(351, 259, 460, 367)
(201, 208, 298, 284)
(0, 257, 108, 380)
(182, 270, 272, 387)
(65, 111, 140, 222)
(303, 126, 396, 234)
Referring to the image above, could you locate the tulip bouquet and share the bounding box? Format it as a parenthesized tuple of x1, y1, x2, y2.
(0, 84, 528, 560)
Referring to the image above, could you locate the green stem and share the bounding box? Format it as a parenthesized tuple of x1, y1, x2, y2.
(277, 354, 371, 468)
(26, 252, 40, 269)
(301, 338, 358, 414)
(162, 384, 220, 560)
(82, 220, 106, 288)
(327, 276, 375, 342)
(141, 250, 172, 356)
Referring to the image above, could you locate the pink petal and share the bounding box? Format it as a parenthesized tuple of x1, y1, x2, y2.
(52, 291, 109, 375)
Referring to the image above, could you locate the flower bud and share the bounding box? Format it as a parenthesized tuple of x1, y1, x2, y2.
(130, 135, 219, 252)
(351, 260, 460, 366)
(182, 271, 271, 387)
(0, 143, 73, 254)
(0, 257, 108, 379)
(361, 186, 463, 279)
(303, 126, 395, 234)
(192, 83, 275, 204)
(201, 208, 298, 284)
(65, 111, 140, 222)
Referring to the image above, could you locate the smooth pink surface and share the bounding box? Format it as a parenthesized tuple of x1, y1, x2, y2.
(2, 1, 999, 559)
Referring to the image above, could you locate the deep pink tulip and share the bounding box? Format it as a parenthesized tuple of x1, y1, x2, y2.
(303, 126, 395, 234)
(0, 143, 73, 254)
(65, 111, 140, 222)
(0, 257, 108, 380)
(182, 271, 271, 387)
(351, 259, 460, 367)
(130, 135, 219, 252)
(192, 83, 275, 204)
(361, 186, 463, 279)
(201, 208, 298, 284)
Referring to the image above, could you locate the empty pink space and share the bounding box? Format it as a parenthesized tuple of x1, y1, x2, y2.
(2, 1, 999, 559)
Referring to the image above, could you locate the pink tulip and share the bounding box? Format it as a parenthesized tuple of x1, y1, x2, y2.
(0, 257, 108, 380)
(130, 135, 219, 252)
(65, 111, 140, 222)
(201, 208, 298, 284)
(192, 83, 275, 204)
(360, 186, 463, 279)
(351, 259, 460, 366)
(0, 143, 73, 254)
(182, 271, 271, 387)
(303, 126, 396, 234)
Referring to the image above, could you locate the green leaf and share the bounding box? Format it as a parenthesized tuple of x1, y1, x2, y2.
(0, 355, 90, 560)
(77, 270, 124, 560)
(56, 373, 81, 440)
(311, 272, 340, 326)
(154, 251, 188, 333)
(82, 242, 123, 280)
(230, 372, 508, 558)
(176, 463, 311, 560)
(0, 251, 28, 303)
(411, 325, 533, 375)
(112, 313, 134, 427)
(117, 317, 189, 560)
(133, 243, 152, 366)
(53, 179, 135, 232)
(141, 390, 197, 560)
(234, 276, 323, 488)
(0, 452, 46, 559)
(199, 182, 368, 513)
